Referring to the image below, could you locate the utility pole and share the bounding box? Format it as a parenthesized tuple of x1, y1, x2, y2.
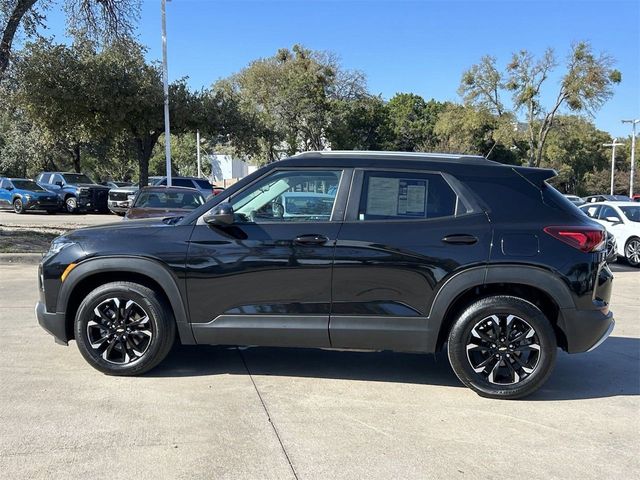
(622, 119, 639, 197)
(196, 129, 202, 178)
(603, 138, 625, 195)
(161, 0, 172, 186)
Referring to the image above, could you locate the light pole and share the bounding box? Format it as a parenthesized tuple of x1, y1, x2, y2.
(196, 129, 202, 178)
(161, 0, 172, 186)
(603, 138, 625, 195)
(622, 119, 639, 197)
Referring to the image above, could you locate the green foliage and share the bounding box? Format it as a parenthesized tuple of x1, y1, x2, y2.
(460, 42, 621, 167)
(386, 94, 446, 151)
(326, 95, 391, 150)
(149, 133, 212, 178)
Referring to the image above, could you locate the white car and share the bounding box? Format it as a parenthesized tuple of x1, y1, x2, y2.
(580, 201, 640, 267)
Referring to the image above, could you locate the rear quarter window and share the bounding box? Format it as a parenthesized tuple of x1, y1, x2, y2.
(195, 179, 212, 189)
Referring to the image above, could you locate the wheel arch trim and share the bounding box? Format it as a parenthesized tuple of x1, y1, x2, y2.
(426, 264, 575, 352)
(57, 255, 194, 344)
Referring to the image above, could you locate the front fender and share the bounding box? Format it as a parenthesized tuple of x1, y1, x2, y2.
(57, 255, 194, 344)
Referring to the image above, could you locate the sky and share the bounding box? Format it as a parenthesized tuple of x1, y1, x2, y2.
(41, 0, 640, 138)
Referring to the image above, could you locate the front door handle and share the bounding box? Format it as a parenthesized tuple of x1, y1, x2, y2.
(294, 234, 329, 246)
(442, 234, 478, 245)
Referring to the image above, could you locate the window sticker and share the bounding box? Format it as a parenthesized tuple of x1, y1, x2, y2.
(366, 176, 428, 217)
(366, 177, 399, 216)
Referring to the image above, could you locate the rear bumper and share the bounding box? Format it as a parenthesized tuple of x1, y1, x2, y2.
(35, 301, 69, 345)
(558, 307, 614, 353)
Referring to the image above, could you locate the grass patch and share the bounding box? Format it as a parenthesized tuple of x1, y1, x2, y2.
(0, 227, 68, 253)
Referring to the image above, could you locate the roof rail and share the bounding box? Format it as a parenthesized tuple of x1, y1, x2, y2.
(291, 150, 487, 160)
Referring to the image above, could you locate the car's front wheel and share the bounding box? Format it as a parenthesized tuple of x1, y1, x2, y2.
(65, 196, 78, 213)
(13, 198, 24, 214)
(625, 237, 640, 268)
(447, 295, 557, 399)
(74, 282, 176, 375)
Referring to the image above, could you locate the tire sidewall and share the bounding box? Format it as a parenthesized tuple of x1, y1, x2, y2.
(13, 198, 23, 214)
(74, 283, 171, 375)
(448, 296, 557, 399)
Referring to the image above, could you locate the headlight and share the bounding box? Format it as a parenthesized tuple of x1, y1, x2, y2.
(45, 239, 76, 258)
(127, 194, 136, 202)
(78, 187, 90, 194)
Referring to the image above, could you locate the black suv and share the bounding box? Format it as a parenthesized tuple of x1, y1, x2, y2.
(36, 172, 111, 213)
(35, 152, 615, 399)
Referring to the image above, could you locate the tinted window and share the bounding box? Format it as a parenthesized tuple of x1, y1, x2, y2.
(51, 174, 64, 185)
(37, 174, 50, 184)
(581, 205, 600, 218)
(231, 170, 342, 223)
(0, 179, 9, 189)
(173, 178, 195, 188)
(599, 206, 621, 221)
(12, 180, 47, 191)
(359, 171, 456, 220)
(134, 190, 204, 209)
(620, 206, 640, 223)
(62, 173, 94, 184)
(194, 179, 212, 189)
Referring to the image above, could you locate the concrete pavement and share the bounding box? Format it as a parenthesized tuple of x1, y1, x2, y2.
(0, 264, 638, 479)
(0, 210, 118, 228)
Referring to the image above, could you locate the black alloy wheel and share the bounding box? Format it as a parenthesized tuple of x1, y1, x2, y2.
(75, 281, 175, 375)
(448, 295, 557, 399)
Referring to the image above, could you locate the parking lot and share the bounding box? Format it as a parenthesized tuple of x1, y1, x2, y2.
(0, 261, 638, 479)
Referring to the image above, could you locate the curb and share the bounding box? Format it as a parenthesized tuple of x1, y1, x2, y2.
(0, 253, 44, 265)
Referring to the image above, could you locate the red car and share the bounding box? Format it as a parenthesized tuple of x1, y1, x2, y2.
(124, 186, 205, 220)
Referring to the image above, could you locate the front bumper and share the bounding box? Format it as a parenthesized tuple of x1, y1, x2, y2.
(558, 307, 615, 353)
(35, 301, 69, 345)
(25, 199, 60, 211)
(108, 200, 131, 213)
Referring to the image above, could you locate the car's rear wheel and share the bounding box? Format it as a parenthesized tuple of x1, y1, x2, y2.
(74, 282, 176, 375)
(65, 196, 78, 214)
(625, 237, 640, 268)
(12, 198, 24, 214)
(447, 295, 557, 399)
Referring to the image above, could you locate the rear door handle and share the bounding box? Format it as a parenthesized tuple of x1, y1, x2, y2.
(294, 234, 329, 245)
(442, 234, 478, 245)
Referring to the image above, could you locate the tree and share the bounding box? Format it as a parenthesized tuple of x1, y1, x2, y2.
(11, 37, 203, 185)
(386, 94, 446, 151)
(459, 42, 621, 167)
(219, 44, 366, 164)
(541, 115, 610, 194)
(326, 94, 391, 150)
(0, 0, 139, 79)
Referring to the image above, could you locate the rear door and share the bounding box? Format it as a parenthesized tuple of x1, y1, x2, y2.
(330, 168, 491, 352)
(0, 179, 11, 208)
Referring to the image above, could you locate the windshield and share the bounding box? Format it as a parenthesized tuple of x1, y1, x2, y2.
(12, 180, 47, 191)
(620, 206, 640, 223)
(62, 174, 95, 184)
(134, 190, 204, 209)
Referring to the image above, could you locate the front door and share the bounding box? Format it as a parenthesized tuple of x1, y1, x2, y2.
(186, 168, 350, 348)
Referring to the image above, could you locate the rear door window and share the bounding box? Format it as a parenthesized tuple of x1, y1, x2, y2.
(194, 179, 212, 189)
(358, 171, 458, 221)
(173, 178, 195, 188)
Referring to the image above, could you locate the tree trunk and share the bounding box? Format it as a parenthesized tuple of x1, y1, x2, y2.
(0, 0, 39, 79)
(72, 144, 81, 172)
(135, 133, 161, 187)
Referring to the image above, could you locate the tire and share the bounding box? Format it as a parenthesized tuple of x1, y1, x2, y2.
(74, 282, 176, 376)
(13, 198, 24, 214)
(447, 295, 557, 399)
(624, 237, 640, 268)
(65, 196, 78, 214)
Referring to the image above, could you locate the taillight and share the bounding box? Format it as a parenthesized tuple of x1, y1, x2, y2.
(543, 226, 605, 252)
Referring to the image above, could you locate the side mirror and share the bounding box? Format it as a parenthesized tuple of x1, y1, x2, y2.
(605, 216, 622, 224)
(203, 203, 235, 226)
(55, 181, 64, 187)
(5, 186, 13, 191)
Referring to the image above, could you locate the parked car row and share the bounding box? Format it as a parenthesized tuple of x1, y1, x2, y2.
(0, 172, 224, 216)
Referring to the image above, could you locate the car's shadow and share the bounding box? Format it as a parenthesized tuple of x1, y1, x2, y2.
(610, 262, 639, 273)
(148, 336, 639, 401)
